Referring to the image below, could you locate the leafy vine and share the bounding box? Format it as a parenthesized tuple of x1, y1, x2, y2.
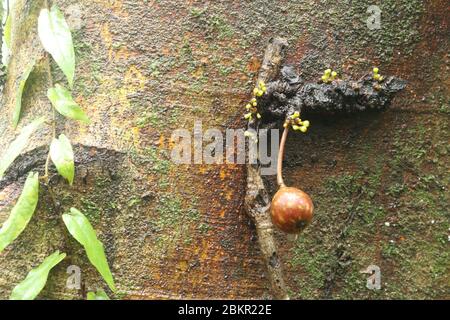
(0, 2, 114, 300)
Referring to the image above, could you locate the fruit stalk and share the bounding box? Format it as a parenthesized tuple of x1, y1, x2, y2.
(271, 119, 314, 234)
(277, 126, 289, 188)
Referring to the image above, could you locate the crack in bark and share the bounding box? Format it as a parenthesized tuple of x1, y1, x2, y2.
(0, 145, 125, 189)
(322, 189, 364, 299)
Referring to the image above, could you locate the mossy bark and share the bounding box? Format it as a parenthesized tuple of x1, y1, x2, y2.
(0, 0, 448, 299)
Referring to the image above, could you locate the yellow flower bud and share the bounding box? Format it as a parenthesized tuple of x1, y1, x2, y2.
(253, 87, 259, 95)
(321, 75, 328, 82)
(246, 104, 252, 110)
(300, 126, 307, 133)
(331, 71, 337, 78)
(244, 113, 252, 119)
(373, 74, 380, 80)
(250, 98, 257, 103)
(378, 76, 384, 81)
(325, 69, 332, 75)
(302, 120, 310, 127)
(283, 122, 289, 128)
(373, 67, 379, 74)
(256, 89, 264, 97)
(292, 125, 300, 131)
(256, 113, 261, 119)
(252, 101, 257, 107)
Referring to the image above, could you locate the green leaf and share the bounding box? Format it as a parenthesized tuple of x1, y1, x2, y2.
(47, 84, 90, 123)
(0, 172, 39, 253)
(2, 12, 12, 66)
(0, 117, 45, 179)
(50, 134, 75, 185)
(87, 289, 110, 300)
(10, 251, 66, 300)
(38, 5, 75, 88)
(13, 62, 35, 127)
(4, 14, 11, 48)
(63, 208, 116, 292)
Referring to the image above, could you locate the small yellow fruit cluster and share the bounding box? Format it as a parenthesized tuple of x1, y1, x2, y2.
(253, 80, 267, 97)
(321, 69, 338, 83)
(283, 111, 310, 133)
(373, 67, 384, 82)
(244, 80, 267, 122)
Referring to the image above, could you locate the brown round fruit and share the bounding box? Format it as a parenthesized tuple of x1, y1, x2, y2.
(270, 186, 314, 234)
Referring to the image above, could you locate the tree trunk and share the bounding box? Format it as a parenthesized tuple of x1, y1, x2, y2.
(0, 0, 448, 299)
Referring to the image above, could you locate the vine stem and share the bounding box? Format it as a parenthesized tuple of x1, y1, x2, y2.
(277, 125, 289, 188)
(42, 52, 56, 184)
(40, 38, 73, 269)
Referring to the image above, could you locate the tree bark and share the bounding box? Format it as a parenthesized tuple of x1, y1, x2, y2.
(0, 0, 448, 299)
